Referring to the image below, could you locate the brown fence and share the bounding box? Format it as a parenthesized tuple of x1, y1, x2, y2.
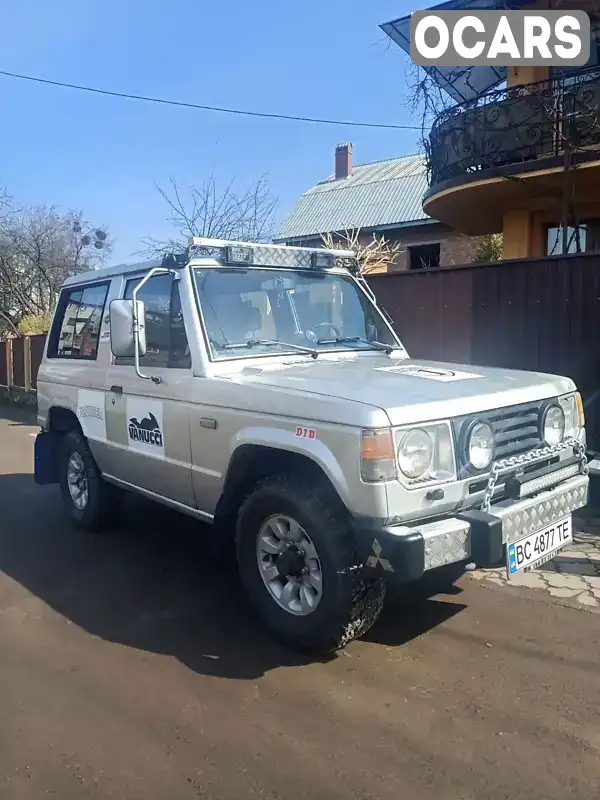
(3, 253, 600, 448)
(367, 252, 600, 450)
(30, 334, 47, 390)
(0, 334, 47, 394)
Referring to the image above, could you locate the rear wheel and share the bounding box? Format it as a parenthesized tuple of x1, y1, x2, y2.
(236, 474, 385, 654)
(59, 430, 122, 532)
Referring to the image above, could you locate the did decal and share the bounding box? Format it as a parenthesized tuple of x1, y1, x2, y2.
(126, 398, 165, 457)
(128, 413, 163, 448)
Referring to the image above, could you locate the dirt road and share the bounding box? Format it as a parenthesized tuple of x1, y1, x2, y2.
(1, 404, 599, 799)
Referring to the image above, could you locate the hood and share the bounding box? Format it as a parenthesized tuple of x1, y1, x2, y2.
(235, 355, 575, 426)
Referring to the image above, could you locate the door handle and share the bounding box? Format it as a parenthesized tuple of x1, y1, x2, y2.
(110, 385, 123, 395)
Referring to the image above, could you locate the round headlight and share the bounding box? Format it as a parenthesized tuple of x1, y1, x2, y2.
(543, 404, 565, 445)
(398, 428, 434, 479)
(467, 421, 495, 470)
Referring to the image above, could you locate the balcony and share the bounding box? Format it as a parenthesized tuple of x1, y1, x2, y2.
(424, 67, 600, 235)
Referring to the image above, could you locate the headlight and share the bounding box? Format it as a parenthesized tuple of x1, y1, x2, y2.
(398, 428, 433, 479)
(559, 392, 584, 440)
(395, 422, 456, 485)
(542, 404, 565, 445)
(467, 421, 495, 470)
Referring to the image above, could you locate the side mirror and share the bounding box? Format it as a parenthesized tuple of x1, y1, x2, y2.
(109, 299, 147, 358)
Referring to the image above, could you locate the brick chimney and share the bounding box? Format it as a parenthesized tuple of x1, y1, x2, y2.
(335, 143, 352, 180)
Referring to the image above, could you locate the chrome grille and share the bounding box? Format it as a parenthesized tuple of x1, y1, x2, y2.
(487, 402, 543, 459)
(454, 399, 546, 473)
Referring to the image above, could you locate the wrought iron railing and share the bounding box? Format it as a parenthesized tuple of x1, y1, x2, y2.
(426, 67, 600, 188)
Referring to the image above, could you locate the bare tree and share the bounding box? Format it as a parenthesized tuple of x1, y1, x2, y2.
(404, 61, 456, 146)
(321, 229, 404, 274)
(0, 202, 110, 336)
(142, 173, 277, 256)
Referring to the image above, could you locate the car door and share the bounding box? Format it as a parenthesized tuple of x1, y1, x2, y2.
(103, 272, 196, 509)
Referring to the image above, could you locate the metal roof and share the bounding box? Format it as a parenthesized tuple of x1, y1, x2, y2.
(274, 154, 432, 242)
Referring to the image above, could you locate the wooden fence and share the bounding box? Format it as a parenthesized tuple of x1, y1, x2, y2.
(3, 251, 600, 448)
(367, 252, 600, 450)
(0, 334, 47, 401)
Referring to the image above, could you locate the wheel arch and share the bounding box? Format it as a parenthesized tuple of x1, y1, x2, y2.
(47, 405, 83, 435)
(214, 443, 348, 536)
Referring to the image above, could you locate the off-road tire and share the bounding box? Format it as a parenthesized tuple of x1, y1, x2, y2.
(236, 474, 386, 654)
(59, 430, 122, 532)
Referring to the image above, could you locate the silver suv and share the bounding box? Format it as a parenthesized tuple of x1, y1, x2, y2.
(34, 237, 589, 653)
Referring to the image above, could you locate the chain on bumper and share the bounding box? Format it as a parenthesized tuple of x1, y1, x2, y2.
(481, 438, 589, 513)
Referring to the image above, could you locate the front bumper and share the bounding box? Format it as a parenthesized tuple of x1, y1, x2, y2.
(353, 472, 589, 584)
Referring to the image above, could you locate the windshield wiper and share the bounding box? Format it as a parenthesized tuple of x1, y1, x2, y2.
(221, 338, 319, 359)
(316, 336, 395, 355)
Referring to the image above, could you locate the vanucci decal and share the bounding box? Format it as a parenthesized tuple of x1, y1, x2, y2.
(125, 398, 166, 458)
(128, 413, 163, 448)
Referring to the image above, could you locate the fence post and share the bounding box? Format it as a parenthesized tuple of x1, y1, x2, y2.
(6, 339, 13, 388)
(0, 341, 6, 387)
(24, 336, 32, 391)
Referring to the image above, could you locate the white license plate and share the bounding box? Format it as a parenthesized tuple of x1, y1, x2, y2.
(506, 515, 572, 577)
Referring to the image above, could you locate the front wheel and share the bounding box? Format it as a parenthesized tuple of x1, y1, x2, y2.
(59, 430, 122, 532)
(236, 475, 386, 654)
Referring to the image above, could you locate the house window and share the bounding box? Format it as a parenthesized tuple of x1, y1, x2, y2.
(116, 274, 191, 368)
(546, 221, 600, 255)
(48, 281, 110, 360)
(408, 243, 440, 270)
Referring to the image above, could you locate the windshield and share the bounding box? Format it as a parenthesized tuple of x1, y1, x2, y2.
(193, 267, 400, 360)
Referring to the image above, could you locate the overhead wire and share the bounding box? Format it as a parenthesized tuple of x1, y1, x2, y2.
(0, 69, 422, 131)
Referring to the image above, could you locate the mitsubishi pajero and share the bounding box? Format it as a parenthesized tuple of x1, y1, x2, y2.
(34, 237, 589, 653)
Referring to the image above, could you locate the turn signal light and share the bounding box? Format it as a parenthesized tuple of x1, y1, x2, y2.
(361, 429, 396, 483)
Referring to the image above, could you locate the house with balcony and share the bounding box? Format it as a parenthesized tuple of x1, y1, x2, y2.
(274, 144, 477, 271)
(381, 0, 600, 260)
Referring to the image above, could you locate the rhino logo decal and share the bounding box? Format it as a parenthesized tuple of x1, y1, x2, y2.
(128, 412, 163, 448)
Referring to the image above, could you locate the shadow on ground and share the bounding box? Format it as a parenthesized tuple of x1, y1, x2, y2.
(0, 472, 465, 678)
(0, 402, 37, 427)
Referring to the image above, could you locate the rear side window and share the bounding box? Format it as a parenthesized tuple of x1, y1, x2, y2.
(48, 282, 110, 360)
(115, 274, 191, 369)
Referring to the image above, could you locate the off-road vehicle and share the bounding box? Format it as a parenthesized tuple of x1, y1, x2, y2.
(35, 237, 589, 652)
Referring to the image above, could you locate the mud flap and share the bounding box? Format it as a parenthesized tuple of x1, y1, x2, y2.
(34, 431, 61, 485)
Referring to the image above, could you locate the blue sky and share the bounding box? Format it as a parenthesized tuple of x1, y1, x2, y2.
(0, 0, 420, 263)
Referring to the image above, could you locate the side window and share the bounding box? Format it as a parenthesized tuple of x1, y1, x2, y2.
(49, 282, 110, 360)
(116, 274, 191, 369)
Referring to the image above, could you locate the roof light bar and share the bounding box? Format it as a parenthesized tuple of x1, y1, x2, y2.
(188, 236, 358, 271)
(311, 251, 335, 269)
(225, 244, 254, 265)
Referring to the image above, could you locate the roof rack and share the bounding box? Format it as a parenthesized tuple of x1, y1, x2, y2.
(187, 236, 358, 272)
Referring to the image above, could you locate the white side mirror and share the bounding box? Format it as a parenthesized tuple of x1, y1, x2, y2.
(109, 299, 147, 358)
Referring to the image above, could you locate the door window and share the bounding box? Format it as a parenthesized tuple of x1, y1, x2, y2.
(116, 274, 191, 368)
